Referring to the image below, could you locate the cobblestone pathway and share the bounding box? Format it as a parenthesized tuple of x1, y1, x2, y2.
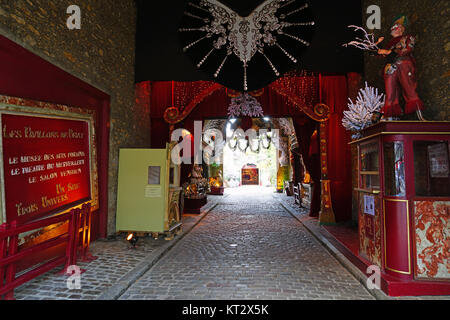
(12, 196, 222, 300)
(14, 237, 166, 300)
(119, 187, 375, 300)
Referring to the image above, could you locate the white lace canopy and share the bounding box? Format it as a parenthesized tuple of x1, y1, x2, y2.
(180, 0, 315, 91)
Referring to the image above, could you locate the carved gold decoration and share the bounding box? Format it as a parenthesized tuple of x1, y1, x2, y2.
(314, 103, 330, 121)
(318, 122, 336, 225)
(164, 83, 223, 126)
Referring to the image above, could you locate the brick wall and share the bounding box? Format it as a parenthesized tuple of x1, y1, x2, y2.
(361, 0, 449, 120)
(0, 1, 151, 235)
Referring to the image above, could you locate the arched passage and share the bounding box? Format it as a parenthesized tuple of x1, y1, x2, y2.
(142, 73, 352, 224)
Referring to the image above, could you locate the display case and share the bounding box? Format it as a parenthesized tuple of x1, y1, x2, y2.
(242, 164, 259, 185)
(352, 121, 450, 282)
(116, 143, 182, 237)
(208, 163, 224, 195)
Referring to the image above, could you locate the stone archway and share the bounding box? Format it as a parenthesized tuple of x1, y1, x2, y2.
(161, 78, 336, 225)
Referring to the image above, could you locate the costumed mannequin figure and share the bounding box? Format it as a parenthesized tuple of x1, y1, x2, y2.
(183, 164, 209, 199)
(376, 16, 425, 120)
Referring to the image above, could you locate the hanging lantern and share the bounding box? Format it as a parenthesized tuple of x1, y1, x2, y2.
(238, 136, 250, 153)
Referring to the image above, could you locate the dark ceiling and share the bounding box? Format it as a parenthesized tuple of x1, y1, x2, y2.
(135, 0, 364, 86)
(207, 0, 281, 17)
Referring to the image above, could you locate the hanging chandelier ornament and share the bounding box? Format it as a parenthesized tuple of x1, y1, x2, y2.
(260, 131, 272, 149)
(179, 0, 315, 92)
(238, 136, 250, 153)
(226, 120, 273, 154)
(228, 134, 238, 151)
(228, 93, 264, 118)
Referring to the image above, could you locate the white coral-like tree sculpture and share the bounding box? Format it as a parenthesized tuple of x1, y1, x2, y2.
(228, 93, 264, 118)
(342, 82, 385, 139)
(343, 25, 380, 52)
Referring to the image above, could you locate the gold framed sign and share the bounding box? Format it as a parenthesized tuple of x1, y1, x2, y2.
(0, 101, 98, 225)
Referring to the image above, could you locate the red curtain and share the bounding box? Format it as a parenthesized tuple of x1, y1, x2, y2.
(146, 77, 353, 222)
(321, 75, 352, 222)
(146, 80, 318, 148)
(147, 81, 172, 148)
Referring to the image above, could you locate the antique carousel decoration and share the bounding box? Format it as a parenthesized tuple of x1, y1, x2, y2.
(179, 0, 315, 92)
(376, 15, 425, 120)
(342, 82, 385, 139)
(343, 16, 425, 120)
(183, 165, 210, 199)
(208, 166, 224, 191)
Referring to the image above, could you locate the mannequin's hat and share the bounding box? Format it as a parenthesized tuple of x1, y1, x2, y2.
(391, 15, 408, 29)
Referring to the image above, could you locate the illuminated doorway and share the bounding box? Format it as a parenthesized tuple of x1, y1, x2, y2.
(222, 118, 278, 189)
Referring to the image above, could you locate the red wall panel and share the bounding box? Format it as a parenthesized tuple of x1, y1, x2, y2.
(0, 35, 110, 239)
(384, 199, 412, 278)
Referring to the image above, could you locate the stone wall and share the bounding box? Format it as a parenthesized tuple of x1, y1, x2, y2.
(362, 0, 449, 120)
(0, 0, 151, 235)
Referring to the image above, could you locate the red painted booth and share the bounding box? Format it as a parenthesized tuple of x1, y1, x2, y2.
(352, 121, 450, 296)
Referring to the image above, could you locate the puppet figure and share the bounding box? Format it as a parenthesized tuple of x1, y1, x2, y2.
(376, 16, 425, 120)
